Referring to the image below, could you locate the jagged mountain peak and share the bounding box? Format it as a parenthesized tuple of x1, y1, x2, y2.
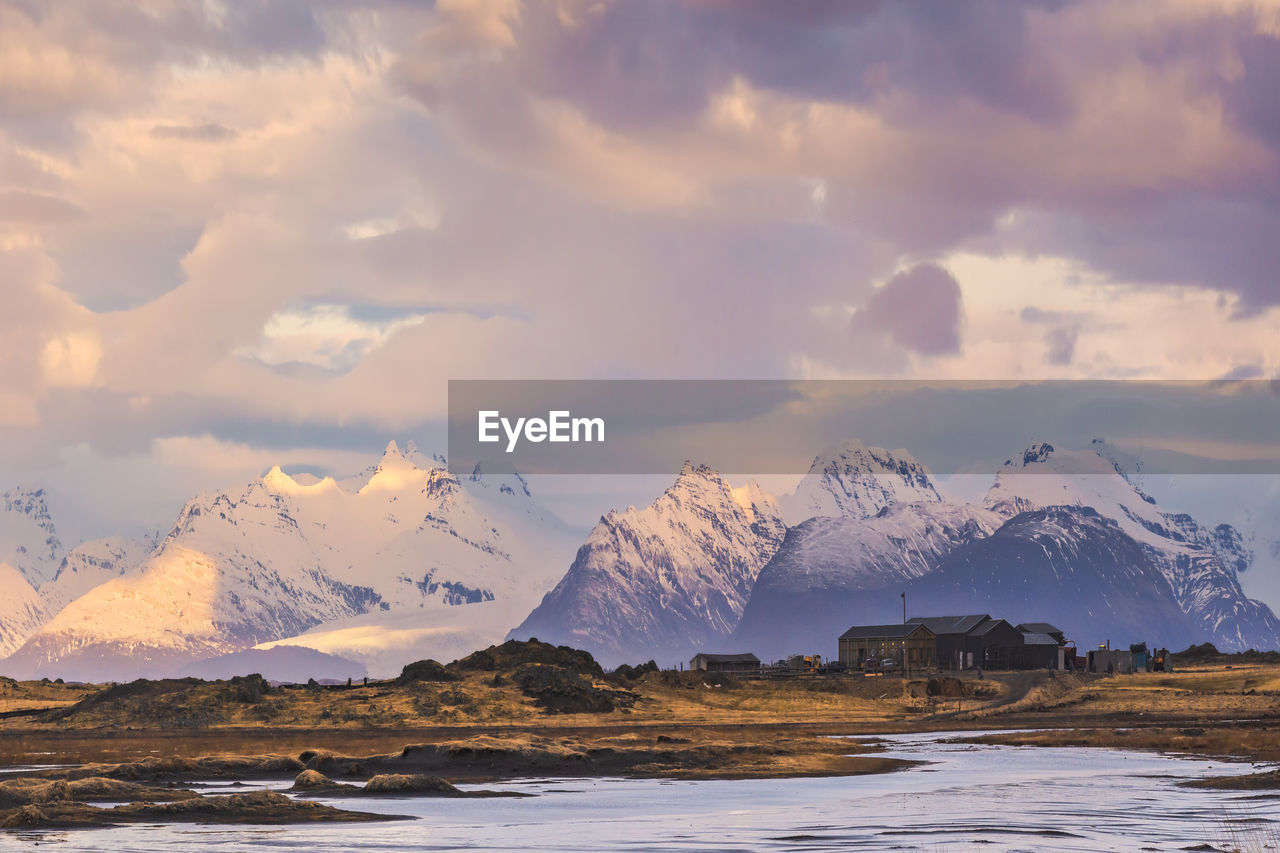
(780, 438, 941, 525)
(511, 461, 786, 666)
(263, 465, 338, 497)
(985, 439, 1279, 652)
(1, 483, 63, 588)
(5, 442, 580, 680)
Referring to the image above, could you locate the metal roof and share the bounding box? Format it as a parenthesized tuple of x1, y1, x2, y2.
(690, 652, 759, 663)
(969, 618, 1015, 636)
(1020, 632, 1061, 646)
(907, 615, 992, 635)
(1017, 622, 1064, 636)
(839, 623, 935, 641)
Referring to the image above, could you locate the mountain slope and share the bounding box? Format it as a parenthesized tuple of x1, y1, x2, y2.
(860, 507, 1198, 655)
(510, 463, 786, 667)
(986, 442, 1280, 652)
(731, 501, 1002, 660)
(0, 563, 44, 658)
(39, 536, 156, 616)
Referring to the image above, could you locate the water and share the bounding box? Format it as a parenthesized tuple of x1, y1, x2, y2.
(3, 730, 1278, 852)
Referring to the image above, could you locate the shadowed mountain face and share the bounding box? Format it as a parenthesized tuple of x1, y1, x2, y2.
(737, 506, 1197, 661)
(731, 501, 1002, 662)
(895, 507, 1198, 653)
(985, 443, 1280, 653)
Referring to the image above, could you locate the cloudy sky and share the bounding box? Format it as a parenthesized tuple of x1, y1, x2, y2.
(3, 0, 1280, 537)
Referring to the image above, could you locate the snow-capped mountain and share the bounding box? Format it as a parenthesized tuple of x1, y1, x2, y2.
(510, 462, 786, 667)
(732, 501, 1002, 660)
(779, 439, 941, 525)
(3, 442, 580, 680)
(986, 442, 1280, 652)
(831, 506, 1199, 657)
(1, 486, 63, 588)
(0, 564, 43, 659)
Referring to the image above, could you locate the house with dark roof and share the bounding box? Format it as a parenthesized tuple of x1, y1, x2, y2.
(838, 623, 937, 670)
(909, 615, 1064, 670)
(1016, 622, 1067, 645)
(689, 652, 760, 673)
(908, 614, 991, 670)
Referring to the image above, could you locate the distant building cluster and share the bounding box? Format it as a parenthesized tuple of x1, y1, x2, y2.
(691, 613, 1175, 677)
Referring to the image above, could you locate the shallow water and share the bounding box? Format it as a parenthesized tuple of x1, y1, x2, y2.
(3, 730, 1278, 852)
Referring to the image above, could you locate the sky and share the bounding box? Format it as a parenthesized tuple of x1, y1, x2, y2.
(3, 0, 1280, 547)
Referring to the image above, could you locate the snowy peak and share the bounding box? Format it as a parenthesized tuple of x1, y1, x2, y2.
(985, 440, 1280, 652)
(780, 439, 942, 525)
(731, 480, 778, 524)
(263, 465, 337, 497)
(986, 442, 1158, 522)
(359, 440, 426, 494)
(4, 442, 580, 680)
(511, 461, 786, 666)
(1, 485, 63, 588)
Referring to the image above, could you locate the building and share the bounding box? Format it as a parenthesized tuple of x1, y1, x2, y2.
(1016, 622, 1068, 669)
(910, 615, 1049, 670)
(689, 652, 760, 673)
(966, 618, 1027, 669)
(908, 614, 992, 670)
(838, 623, 937, 670)
(1017, 622, 1067, 645)
(1015, 632, 1065, 669)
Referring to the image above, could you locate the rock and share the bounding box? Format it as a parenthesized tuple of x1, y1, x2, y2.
(230, 674, 269, 703)
(396, 660, 457, 684)
(0, 805, 45, 828)
(450, 649, 496, 671)
(512, 663, 636, 714)
(611, 660, 659, 681)
(291, 770, 334, 791)
(362, 774, 461, 795)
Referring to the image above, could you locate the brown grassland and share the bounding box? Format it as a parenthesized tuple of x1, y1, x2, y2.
(2, 641, 1279, 829)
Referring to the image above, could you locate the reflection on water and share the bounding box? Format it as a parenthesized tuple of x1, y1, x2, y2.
(2, 730, 1278, 852)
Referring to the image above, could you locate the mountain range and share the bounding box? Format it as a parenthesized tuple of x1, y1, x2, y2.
(1, 437, 1277, 679)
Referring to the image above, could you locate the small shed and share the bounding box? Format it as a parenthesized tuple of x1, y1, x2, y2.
(1016, 632, 1064, 669)
(689, 652, 760, 674)
(838, 623, 937, 670)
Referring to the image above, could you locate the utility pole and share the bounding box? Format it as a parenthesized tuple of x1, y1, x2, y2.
(901, 592, 907, 679)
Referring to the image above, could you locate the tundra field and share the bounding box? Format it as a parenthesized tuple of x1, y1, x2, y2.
(2, 640, 1279, 829)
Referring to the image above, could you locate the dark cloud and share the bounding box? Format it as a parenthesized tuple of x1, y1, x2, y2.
(852, 263, 963, 356)
(1020, 306, 1083, 365)
(1044, 326, 1078, 365)
(398, 0, 1280, 309)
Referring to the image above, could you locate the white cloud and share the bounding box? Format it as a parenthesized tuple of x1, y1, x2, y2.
(39, 332, 101, 388)
(238, 304, 428, 373)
